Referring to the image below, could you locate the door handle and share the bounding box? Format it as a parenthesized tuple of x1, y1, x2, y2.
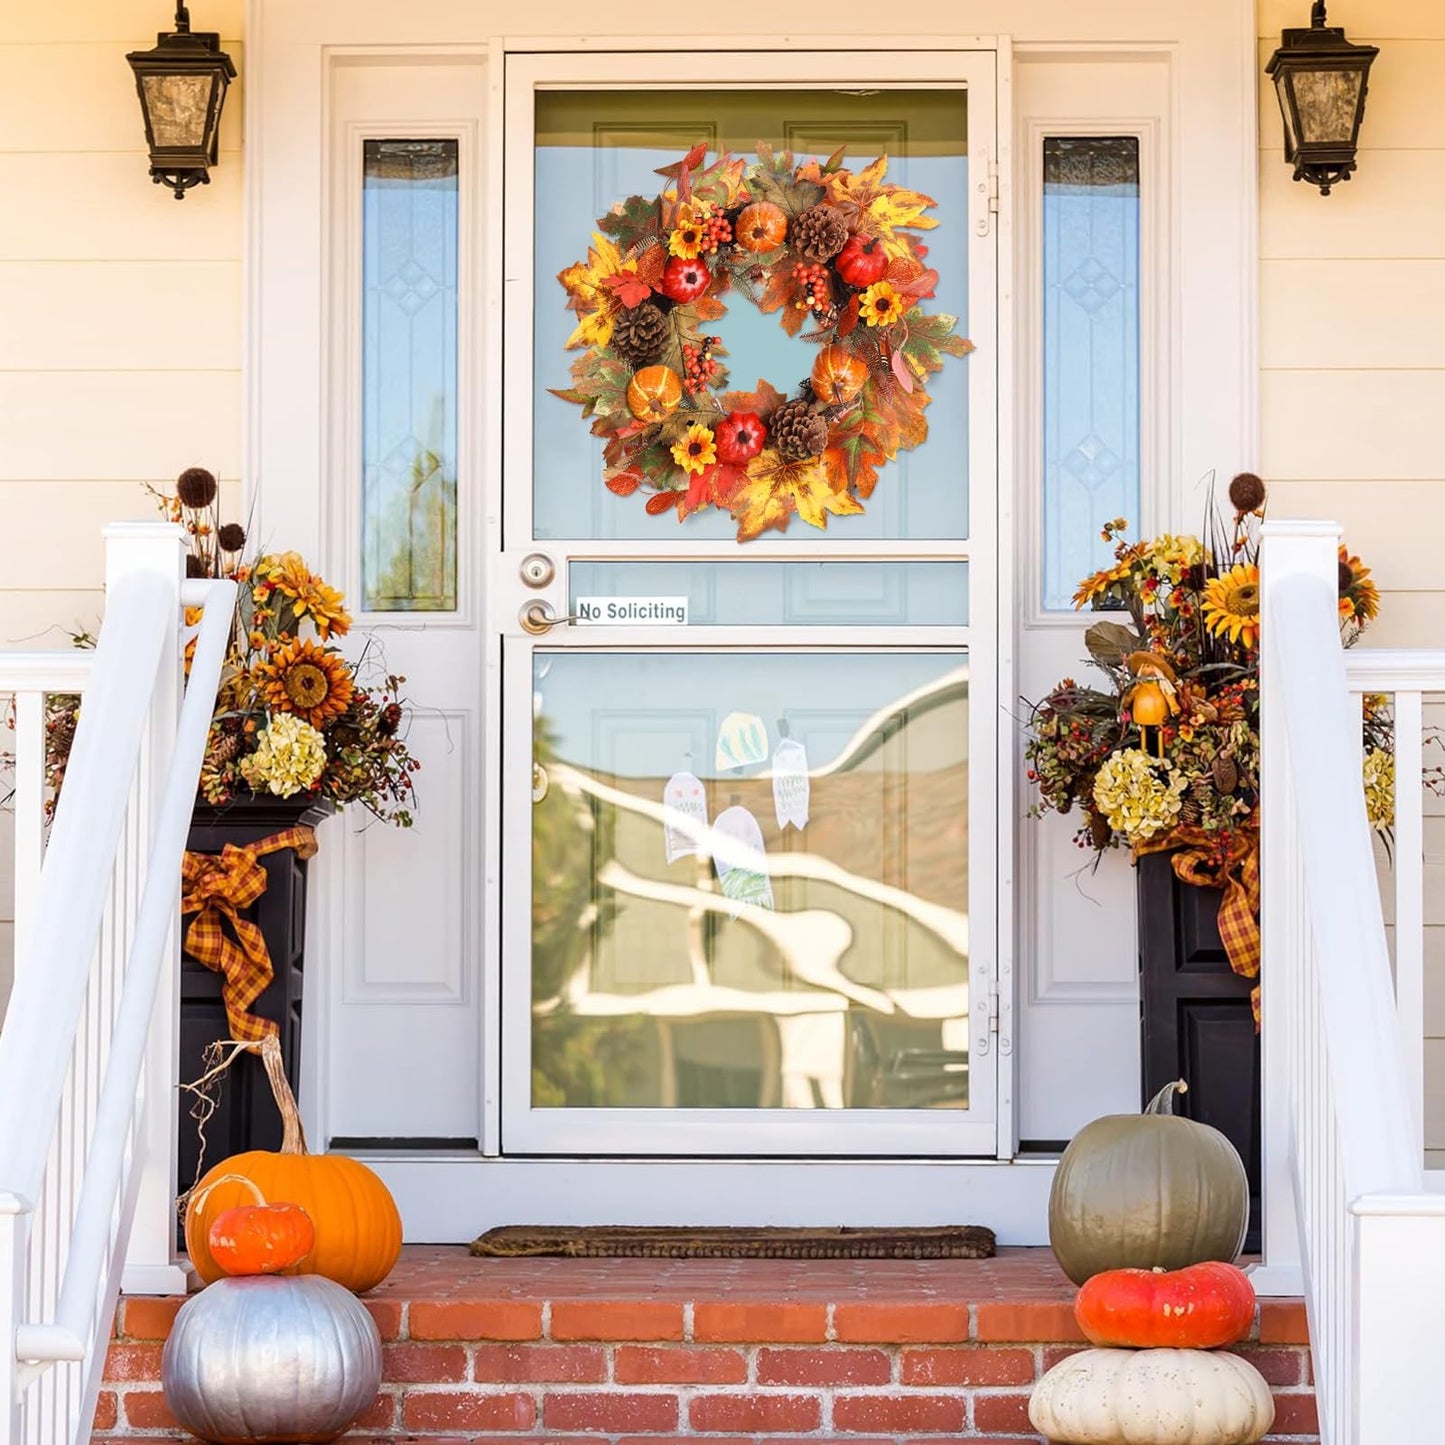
(519, 600, 582, 635)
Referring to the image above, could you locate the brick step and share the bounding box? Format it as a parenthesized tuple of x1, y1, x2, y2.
(100, 1247, 1316, 1443)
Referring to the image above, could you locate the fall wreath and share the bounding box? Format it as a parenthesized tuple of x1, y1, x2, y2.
(553, 142, 975, 541)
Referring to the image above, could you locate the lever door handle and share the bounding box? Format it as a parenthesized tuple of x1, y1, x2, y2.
(519, 600, 581, 635)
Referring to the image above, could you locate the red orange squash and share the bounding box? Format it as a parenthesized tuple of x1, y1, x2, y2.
(811, 345, 869, 406)
(735, 201, 788, 253)
(201, 1175, 316, 1277)
(1074, 1260, 1256, 1349)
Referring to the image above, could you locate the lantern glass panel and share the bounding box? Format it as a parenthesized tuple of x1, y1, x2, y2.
(1273, 75, 1300, 155)
(141, 72, 214, 150)
(1293, 67, 1362, 144)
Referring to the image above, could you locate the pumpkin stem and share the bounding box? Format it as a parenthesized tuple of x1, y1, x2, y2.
(1144, 1079, 1189, 1116)
(258, 1033, 310, 1156)
(189, 1172, 266, 1214)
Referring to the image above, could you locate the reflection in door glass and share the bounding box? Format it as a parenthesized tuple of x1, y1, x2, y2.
(362, 139, 459, 612)
(534, 90, 969, 542)
(531, 652, 970, 1110)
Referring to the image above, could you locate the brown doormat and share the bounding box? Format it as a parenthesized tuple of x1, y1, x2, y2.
(470, 1225, 995, 1260)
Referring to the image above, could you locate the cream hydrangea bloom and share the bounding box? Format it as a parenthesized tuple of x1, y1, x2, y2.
(1093, 750, 1188, 845)
(239, 713, 327, 798)
(1363, 746, 1394, 831)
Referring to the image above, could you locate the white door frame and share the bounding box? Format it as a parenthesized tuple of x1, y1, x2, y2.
(247, 0, 1257, 1241)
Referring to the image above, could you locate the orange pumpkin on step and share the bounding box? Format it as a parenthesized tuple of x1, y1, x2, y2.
(735, 201, 788, 253)
(184, 1036, 402, 1293)
(626, 365, 683, 422)
(811, 345, 869, 406)
(1074, 1260, 1256, 1349)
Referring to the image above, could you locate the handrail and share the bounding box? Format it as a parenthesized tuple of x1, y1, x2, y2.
(1269, 572, 1419, 1202)
(13, 582, 233, 1366)
(1342, 648, 1445, 692)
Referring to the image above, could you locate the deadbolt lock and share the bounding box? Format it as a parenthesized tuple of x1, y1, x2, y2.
(519, 553, 556, 588)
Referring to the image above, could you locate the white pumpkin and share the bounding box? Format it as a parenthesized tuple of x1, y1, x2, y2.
(1028, 1347, 1274, 1445)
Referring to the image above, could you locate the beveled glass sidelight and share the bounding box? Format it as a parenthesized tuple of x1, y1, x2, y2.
(126, 6, 236, 199)
(1266, 1, 1379, 195)
(361, 139, 460, 613)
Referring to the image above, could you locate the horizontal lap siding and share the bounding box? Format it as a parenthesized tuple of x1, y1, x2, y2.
(0, 5, 245, 1006)
(1259, 3, 1445, 1170)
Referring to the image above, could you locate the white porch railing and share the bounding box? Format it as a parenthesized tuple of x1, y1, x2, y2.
(0, 524, 234, 1445)
(1257, 520, 1445, 1443)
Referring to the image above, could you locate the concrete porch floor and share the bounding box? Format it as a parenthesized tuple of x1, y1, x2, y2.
(99, 1246, 1316, 1442)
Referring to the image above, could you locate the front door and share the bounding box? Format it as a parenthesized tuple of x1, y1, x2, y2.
(497, 51, 1002, 1158)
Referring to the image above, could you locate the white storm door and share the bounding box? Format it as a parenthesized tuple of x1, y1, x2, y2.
(497, 50, 1004, 1157)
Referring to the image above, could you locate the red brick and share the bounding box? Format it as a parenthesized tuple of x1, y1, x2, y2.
(1042, 1343, 1088, 1371)
(1269, 1392, 1320, 1435)
(351, 1391, 398, 1431)
(693, 1301, 828, 1342)
(972, 1392, 1035, 1433)
(365, 1298, 405, 1340)
(119, 1298, 183, 1340)
(384, 1343, 469, 1383)
(120, 1389, 179, 1430)
(834, 1302, 969, 1343)
(402, 1391, 538, 1431)
(688, 1393, 823, 1433)
(975, 1300, 1087, 1343)
(549, 1300, 684, 1341)
(615, 1345, 748, 1384)
(834, 1393, 966, 1433)
(102, 1343, 163, 1382)
(1259, 1301, 1310, 1345)
(474, 1343, 608, 1383)
(902, 1345, 1034, 1386)
(756, 1346, 891, 1386)
(1236, 1346, 1306, 1387)
(617, 1438, 755, 1445)
(93, 1391, 118, 1432)
(544, 1391, 679, 1432)
(409, 1300, 543, 1341)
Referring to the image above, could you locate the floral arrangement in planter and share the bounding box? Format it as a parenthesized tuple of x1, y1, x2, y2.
(46, 468, 418, 826)
(552, 141, 973, 540)
(1024, 473, 1386, 1012)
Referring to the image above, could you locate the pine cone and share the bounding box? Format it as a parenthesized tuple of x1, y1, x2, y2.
(771, 398, 828, 460)
(792, 204, 848, 262)
(611, 302, 669, 366)
(1213, 753, 1239, 793)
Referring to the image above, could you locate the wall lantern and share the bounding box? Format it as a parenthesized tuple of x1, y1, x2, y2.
(126, 4, 236, 199)
(1266, 1, 1378, 195)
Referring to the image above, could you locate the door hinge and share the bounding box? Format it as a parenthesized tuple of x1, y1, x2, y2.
(988, 161, 1000, 214)
(987, 985, 1000, 1034)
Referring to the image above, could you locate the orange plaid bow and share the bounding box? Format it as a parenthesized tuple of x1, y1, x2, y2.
(1141, 823, 1262, 1027)
(181, 826, 319, 1043)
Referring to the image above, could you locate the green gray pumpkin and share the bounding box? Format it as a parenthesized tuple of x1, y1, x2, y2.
(1048, 1081, 1249, 1286)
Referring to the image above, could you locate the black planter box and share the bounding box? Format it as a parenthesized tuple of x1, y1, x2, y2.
(1137, 850, 1262, 1254)
(177, 796, 331, 1217)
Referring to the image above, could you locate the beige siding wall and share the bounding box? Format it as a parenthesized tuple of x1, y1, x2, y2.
(1259, 0, 1445, 1166)
(0, 0, 245, 1002)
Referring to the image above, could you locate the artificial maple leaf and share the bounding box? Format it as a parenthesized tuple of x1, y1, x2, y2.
(885, 252, 939, 300)
(655, 141, 710, 184)
(635, 245, 668, 289)
(798, 155, 939, 260)
(731, 449, 866, 540)
(721, 377, 787, 420)
(837, 294, 861, 338)
(600, 272, 652, 309)
(556, 232, 643, 350)
(896, 307, 975, 377)
(693, 294, 728, 322)
(678, 460, 748, 519)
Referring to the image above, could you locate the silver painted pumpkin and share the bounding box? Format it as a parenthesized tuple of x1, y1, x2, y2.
(162, 1275, 382, 1444)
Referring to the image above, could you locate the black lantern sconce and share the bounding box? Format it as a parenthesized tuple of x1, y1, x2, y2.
(126, 4, 236, 199)
(1266, 2, 1378, 195)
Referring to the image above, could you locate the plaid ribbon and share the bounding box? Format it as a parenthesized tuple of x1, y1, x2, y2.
(1139, 824, 1262, 1027)
(181, 827, 319, 1043)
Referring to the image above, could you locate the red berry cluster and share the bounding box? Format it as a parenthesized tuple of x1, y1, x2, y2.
(682, 338, 721, 395)
(792, 262, 831, 313)
(700, 209, 733, 252)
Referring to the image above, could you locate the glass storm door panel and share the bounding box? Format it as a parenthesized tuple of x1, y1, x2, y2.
(500, 52, 999, 1157)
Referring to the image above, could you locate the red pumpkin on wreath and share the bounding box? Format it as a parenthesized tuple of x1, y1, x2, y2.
(835, 233, 889, 288)
(661, 256, 711, 303)
(714, 411, 768, 465)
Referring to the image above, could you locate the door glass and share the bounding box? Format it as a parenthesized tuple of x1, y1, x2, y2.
(531, 651, 970, 1110)
(362, 139, 459, 612)
(534, 90, 969, 542)
(569, 561, 968, 627)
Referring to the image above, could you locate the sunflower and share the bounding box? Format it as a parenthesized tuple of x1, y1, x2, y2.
(1338, 546, 1380, 625)
(671, 423, 717, 476)
(255, 551, 352, 638)
(668, 206, 705, 260)
(1201, 562, 1261, 650)
(258, 637, 354, 728)
(858, 280, 903, 328)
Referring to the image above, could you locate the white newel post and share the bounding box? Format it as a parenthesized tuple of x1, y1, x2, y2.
(105, 525, 193, 1296)
(1251, 520, 1340, 1297)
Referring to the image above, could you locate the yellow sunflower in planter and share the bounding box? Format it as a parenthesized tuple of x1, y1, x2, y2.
(258, 637, 355, 729)
(1201, 563, 1261, 650)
